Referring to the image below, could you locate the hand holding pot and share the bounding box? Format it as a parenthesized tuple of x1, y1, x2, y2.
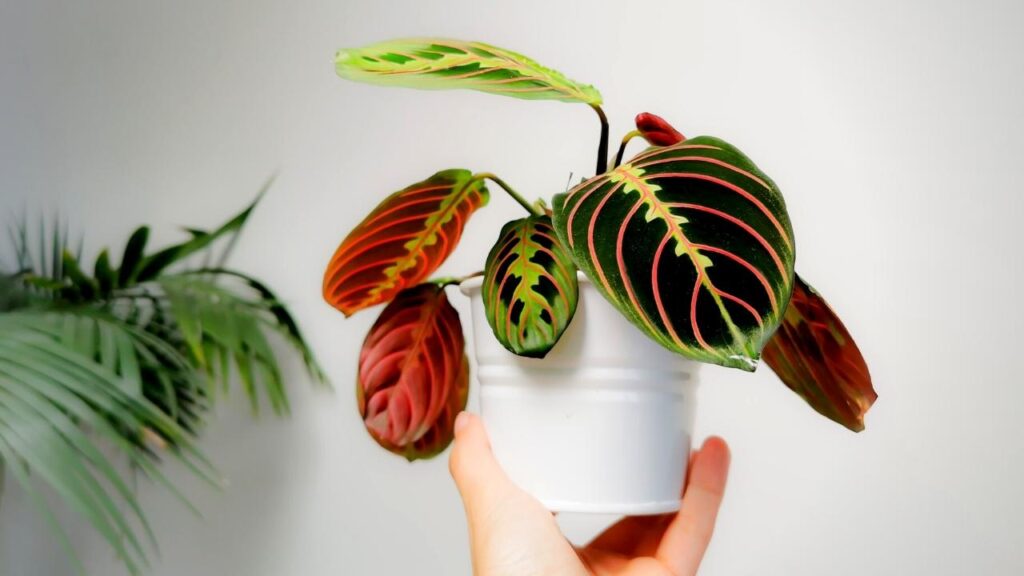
(449, 412, 731, 576)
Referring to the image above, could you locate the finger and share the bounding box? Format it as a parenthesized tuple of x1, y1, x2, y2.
(656, 436, 731, 575)
(586, 444, 703, 556)
(448, 411, 515, 524)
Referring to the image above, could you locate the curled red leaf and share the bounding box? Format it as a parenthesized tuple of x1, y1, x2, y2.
(762, 275, 876, 431)
(358, 283, 469, 460)
(635, 112, 686, 146)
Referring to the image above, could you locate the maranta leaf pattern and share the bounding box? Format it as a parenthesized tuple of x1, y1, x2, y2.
(357, 283, 468, 460)
(482, 215, 578, 358)
(322, 169, 488, 316)
(762, 275, 876, 431)
(335, 38, 602, 105)
(552, 136, 796, 370)
(629, 113, 875, 427)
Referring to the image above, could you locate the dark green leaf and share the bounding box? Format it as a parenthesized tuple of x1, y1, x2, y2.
(134, 186, 267, 282)
(118, 226, 150, 286)
(93, 249, 114, 295)
(61, 250, 97, 300)
(552, 136, 796, 370)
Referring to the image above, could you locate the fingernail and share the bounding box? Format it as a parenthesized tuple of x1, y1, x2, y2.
(454, 411, 469, 435)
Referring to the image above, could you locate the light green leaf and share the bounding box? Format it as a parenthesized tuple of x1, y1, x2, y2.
(336, 38, 602, 105)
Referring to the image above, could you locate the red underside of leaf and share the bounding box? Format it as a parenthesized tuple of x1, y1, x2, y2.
(762, 276, 876, 431)
(357, 283, 468, 460)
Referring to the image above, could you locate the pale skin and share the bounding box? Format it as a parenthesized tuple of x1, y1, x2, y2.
(449, 412, 731, 576)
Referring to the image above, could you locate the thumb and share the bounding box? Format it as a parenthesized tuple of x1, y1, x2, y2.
(448, 411, 515, 521)
(449, 412, 587, 576)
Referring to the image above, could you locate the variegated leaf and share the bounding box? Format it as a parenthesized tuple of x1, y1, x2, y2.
(482, 215, 578, 358)
(762, 275, 876, 431)
(335, 38, 602, 105)
(357, 283, 468, 460)
(552, 137, 796, 370)
(323, 169, 488, 316)
(630, 114, 875, 425)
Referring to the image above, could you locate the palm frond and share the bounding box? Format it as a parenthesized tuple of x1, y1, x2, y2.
(0, 189, 326, 575)
(185, 268, 326, 385)
(131, 184, 268, 285)
(159, 274, 297, 414)
(0, 311, 220, 575)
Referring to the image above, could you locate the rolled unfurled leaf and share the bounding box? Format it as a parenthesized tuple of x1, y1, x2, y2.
(762, 275, 876, 431)
(323, 169, 488, 316)
(335, 38, 602, 105)
(483, 215, 578, 358)
(635, 112, 685, 146)
(553, 137, 796, 370)
(358, 283, 469, 460)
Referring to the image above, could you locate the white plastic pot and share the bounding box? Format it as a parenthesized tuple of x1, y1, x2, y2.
(459, 273, 700, 515)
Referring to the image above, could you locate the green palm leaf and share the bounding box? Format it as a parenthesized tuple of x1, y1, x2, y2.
(159, 274, 300, 414)
(0, 189, 323, 575)
(0, 311, 219, 575)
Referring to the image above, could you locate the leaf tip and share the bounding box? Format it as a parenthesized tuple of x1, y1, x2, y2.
(334, 48, 354, 70)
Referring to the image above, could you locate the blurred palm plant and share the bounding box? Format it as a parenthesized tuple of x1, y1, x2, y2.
(0, 189, 324, 574)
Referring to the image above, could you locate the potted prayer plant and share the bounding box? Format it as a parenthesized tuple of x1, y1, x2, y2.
(322, 38, 877, 513)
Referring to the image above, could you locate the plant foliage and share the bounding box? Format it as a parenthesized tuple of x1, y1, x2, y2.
(336, 38, 602, 105)
(325, 38, 877, 459)
(482, 215, 578, 358)
(762, 275, 876, 431)
(0, 192, 324, 574)
(357, 283, 468, 460)
(553, 137, 796, 370)
(322, 169, 489, 317)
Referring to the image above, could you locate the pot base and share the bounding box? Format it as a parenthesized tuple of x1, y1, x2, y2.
(479, 366, 697, 515)
(462, 274, 700, 516)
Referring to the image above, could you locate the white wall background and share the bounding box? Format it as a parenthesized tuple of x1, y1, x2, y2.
(2, 0, 1023, 574)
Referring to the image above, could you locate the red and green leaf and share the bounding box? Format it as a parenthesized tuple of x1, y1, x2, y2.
(357, 283, 468, 460)
(552, 137, 796, 370)
(482, 215, 578, 358)
(335, 38, 602, 105)
(628, 114, 874, 426)
(322, 169, 488, 316)
(762, 275, 876, 431)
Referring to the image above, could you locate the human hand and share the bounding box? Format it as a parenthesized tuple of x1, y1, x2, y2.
(449, 412, 731, 576)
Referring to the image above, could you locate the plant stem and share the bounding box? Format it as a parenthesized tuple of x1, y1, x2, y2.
(591, 105, 610, 175)
(455, 271, 484, 284)
(614, 130, 642, 169)
(472, 173, 542, 216)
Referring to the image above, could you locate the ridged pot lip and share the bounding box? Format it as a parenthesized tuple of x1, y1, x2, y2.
(458, 270, 590, 296)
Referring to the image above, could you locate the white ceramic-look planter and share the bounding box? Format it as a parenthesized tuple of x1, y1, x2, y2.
(460, 273, 700, 515)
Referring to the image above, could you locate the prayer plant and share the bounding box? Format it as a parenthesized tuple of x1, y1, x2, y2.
(323, 38, 877, 461)
(0, 192, 324, 575)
